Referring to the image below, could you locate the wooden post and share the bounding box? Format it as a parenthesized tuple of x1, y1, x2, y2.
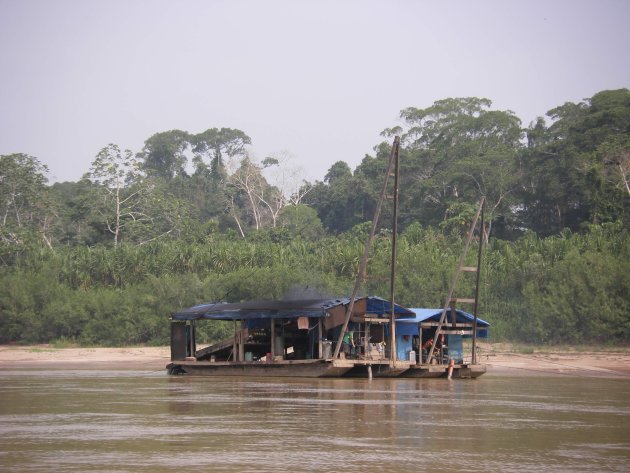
(281, 321, 285, 358)
(233, 320, 238, 362)
(318, 318, 323, 359)
(364, 322, 369, 359)
(447, 358, 455, 380)
(188, 321, 197, 357)
(270, 319, 275, 358)
(239, 320, 245, 362)
(418, 325, 423, 364)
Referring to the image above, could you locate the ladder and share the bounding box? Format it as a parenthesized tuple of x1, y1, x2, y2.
(426, 197, 485, 365)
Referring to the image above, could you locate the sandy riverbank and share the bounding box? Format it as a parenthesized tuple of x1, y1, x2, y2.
(1, 344, 629, 377)
(0, 345, 171, 371)
(477, 342, 630, 378)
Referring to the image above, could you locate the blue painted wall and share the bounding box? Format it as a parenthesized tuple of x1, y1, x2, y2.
(446, 335, 463, 363)
(396, 335, 414, 361)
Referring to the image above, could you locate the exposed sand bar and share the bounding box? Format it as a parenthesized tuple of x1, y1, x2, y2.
(478, 343, 630, 378)
(0, 345, 171, 371)
(1, 344, 629, 377)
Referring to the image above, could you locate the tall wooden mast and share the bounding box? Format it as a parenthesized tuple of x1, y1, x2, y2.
(333, 137, 401, 360)
(389, 136, 400, 362)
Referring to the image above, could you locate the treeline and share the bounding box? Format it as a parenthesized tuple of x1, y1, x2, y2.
(1, 89, 629, 346)
(1, 224, 628, 345)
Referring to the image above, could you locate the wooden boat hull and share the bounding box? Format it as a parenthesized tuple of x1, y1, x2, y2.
(400, 363, 487, 378)
(342, 360, 413, 378)
(167, 359, 353, 378)
(456, 364, 487, 378)
(167, 360, 485, 379)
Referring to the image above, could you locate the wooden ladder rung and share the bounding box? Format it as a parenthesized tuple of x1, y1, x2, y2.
(449, 298, 476, 304)
(461, 266, 477, 272)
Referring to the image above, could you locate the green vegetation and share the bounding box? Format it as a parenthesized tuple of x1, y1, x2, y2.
(1, 90, 629, 346)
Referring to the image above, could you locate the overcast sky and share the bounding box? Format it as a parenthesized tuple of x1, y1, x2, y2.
(1, 0, 629, 183)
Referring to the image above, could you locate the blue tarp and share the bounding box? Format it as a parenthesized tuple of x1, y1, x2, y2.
(172, 296, 415, 321)
(396, 308, 490, 338)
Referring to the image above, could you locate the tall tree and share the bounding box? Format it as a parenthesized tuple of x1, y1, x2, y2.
(87, 144, 192, 246)
(0, 153, 55, 251)
(603, 138, 630, 197)
(305, 161, 370, 233)
(278, 204, 324, 240)
(139, 130, 191, 180)
(379, 98, 523, 236)
(262, 151, 313, 205)
(49, 180, 104, 246)
(324, 161, 352, 184)
(85, 144, 147, 247)
(228, 157, 283, 231)
(191, 128, 251, 180)
(519, 89, 630, 234)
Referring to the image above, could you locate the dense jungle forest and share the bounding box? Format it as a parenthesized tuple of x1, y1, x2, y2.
(1, 89, 629, 346)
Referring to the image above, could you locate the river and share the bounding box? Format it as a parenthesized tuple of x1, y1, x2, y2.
(0, 371, 629, 472)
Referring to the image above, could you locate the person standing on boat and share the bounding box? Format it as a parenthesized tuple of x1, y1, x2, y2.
(421, 338, 433, 363)
(342, 330, 355, 358)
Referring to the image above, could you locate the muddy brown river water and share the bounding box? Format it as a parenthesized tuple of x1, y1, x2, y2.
(0, 371, 629, 472)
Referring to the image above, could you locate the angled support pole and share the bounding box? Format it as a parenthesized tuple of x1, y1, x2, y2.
(333, 136, 401, 359)
(426, 197, 485, 364)
(472, 200, 485, 364)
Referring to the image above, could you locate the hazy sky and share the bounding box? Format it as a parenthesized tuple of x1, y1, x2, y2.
(1, 0, 629, 183)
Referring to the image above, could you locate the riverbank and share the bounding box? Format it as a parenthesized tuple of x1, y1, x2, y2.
(477, 342, 630, 378)
(0, 345, 171, 371)
(1, 343, 629, 377)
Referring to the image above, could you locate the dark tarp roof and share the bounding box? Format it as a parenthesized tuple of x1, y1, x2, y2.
(172, 296, 415, 321)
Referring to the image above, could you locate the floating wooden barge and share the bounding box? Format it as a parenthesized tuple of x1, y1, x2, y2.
(167, 297, 489, 379)
(167, 137, 490, 379)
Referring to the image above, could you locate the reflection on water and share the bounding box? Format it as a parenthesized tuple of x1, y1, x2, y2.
(0, 371, 629, 472)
